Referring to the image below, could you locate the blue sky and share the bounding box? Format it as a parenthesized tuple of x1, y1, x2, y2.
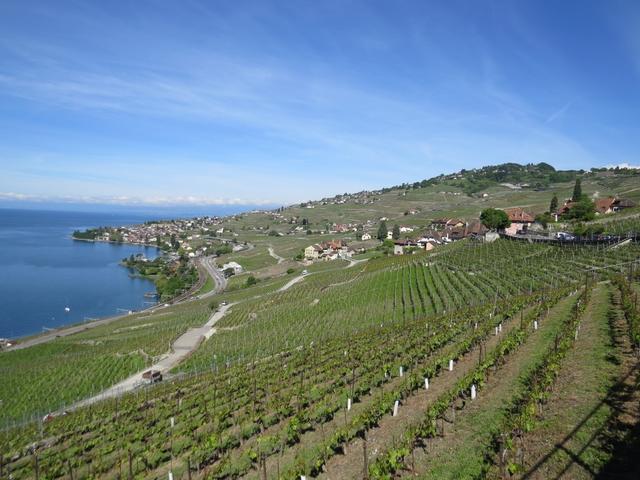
(0, 0, 639, 208)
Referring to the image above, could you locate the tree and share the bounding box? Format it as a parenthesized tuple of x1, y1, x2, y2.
(480, 208, 510, 230)
(377, 220, 388, 241)
(392, 224, 400, 240)
(535, 212, 552, 229)
(549, 194, 558, 213)
(572, 178, 582, 202)
(245, 275, 257, 287)
(563, 198, 595, 222)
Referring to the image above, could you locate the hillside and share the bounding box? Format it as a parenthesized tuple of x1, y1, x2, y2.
(1, 163, 640, 480)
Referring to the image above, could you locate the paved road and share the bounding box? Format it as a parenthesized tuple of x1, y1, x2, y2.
(197, 256, 227, 298)
(71, 303, 234, 409)
(67, 269, 308, 410)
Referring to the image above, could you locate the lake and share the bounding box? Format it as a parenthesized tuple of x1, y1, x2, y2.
(0, 208, 163, 338)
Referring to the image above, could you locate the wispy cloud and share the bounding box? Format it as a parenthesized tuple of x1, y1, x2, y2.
(545, 101, 572, 124)
(0, 191, 272, 207)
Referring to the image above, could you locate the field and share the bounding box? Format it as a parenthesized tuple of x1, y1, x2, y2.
(2, 238, 639, 479)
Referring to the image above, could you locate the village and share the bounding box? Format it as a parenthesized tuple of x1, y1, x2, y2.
(302, 194, 637, 261)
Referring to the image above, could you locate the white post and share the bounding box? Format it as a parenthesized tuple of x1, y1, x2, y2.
(169, 472, 173, 480)
(347, 398, 352, 411)
(499, 323, 502, 333)
(393, 400, 399, 417)
(575, 329, 579, 340)
(471, 384, 477, 400)
(534, 320, 538, 330)
(495, 326, 499, 336)
(474, 322, 478, 330)
(399, 366, 404, 377)
(424, 377, 429, 390)
(449, 359, 454, 371)
(170, 417, 175, 428)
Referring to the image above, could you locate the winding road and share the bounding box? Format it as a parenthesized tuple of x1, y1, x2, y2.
(67, 267, 308, 410)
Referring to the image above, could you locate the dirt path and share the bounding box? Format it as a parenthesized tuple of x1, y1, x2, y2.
(406, 287, 581, 479)
(268, 246, 285, 264)
(518, 284, 640, 479)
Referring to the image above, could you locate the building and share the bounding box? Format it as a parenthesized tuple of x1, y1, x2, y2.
(305, 240, 351, 261)
(431, 218, 464, 230)
(502, 207, 535, 235)
(222, 261, 244, 274)
(361, 232, 372, 241)
(594, 197, 616, 214)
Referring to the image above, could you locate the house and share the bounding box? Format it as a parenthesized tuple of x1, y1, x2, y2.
(431, 218, 464, 230)
(416, 238, 437, 251)
(399, 226, 414, 233)
(222, 261, 244, 274)
(305, 240, 351, 261)
(304, 245, 322, 260)
(393, 240, 418, 255)
(594, 197, 616, 214)
(361, 232, 372, 241)
(614, 198, 636, 211)
(502, 208, 535, 235)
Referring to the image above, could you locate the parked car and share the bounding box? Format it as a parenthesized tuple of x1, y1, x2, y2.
(556, 232, 575, 241)
(142, 370, 163, 384)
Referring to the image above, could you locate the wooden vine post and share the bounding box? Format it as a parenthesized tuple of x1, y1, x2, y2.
(362, 432, 369, 479)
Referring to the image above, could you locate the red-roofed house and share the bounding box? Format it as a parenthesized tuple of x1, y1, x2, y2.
(594, 197, 616, 215)
(502, 207, 535, 235)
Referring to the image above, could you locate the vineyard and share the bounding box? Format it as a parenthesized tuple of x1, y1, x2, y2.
(1, 238, 639, 479)
(0, 298, 210, 427)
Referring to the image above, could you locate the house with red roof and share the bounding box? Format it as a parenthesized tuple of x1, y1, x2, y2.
(502, 207, 535, 235)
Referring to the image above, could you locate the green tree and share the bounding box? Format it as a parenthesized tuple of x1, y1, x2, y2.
(245, 275, 257, 287)
(535, 212, 552, 229)
(549, 194, 558, 213)
(377, 220, 388, 241)
(563, 198, 595, 222)
(480, 208, 510, 230)
(392, 224, 400, 240)
(572, 178, 582, 201)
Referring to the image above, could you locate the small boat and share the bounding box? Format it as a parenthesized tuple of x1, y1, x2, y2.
(64, 306, 71, 313)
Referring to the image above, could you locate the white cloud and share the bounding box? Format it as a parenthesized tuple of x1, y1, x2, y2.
(0, 192, 272, 207)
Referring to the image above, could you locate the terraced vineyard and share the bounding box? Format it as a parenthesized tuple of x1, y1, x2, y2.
(0, 298, 211, 427)
(1, 239, 639, 479)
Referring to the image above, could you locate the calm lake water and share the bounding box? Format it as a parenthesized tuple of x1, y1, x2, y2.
(0, 208, 161, 338)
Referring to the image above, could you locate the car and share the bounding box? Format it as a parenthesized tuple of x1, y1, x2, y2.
(302, 269, 308, 275)
(556, 232, 575, 241)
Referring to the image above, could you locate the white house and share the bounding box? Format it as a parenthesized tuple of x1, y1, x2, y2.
(361, 232, 372, 241)
(399, 226, 414, 233)
(222, 261, 243, 274)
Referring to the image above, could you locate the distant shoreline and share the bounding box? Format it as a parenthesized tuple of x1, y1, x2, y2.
(71, 236, 162, 250)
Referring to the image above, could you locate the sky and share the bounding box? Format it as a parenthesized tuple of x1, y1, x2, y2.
(0, 0, 639, 209)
